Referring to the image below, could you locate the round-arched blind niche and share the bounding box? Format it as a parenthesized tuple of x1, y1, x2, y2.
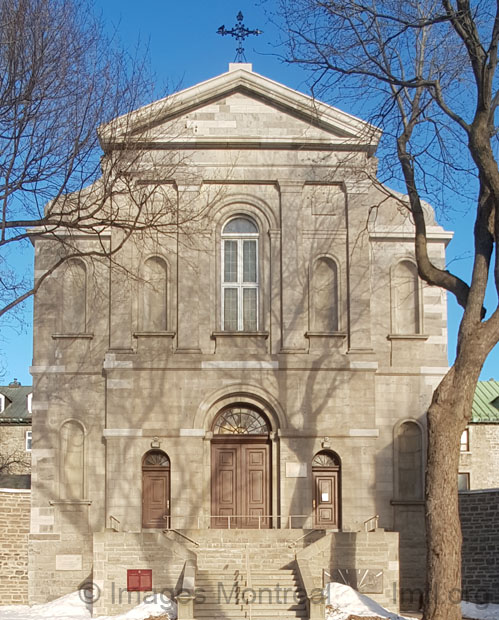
(142, 450, 170, 468)
(213, 406, 270, 435)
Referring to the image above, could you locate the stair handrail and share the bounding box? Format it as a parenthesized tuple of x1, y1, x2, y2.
(245, 548, 252, 620)
(108, 515, 120, 531)
(163, 528, 200, 547)
(287, 528, 322, 548)
(363, 514, 379, 532)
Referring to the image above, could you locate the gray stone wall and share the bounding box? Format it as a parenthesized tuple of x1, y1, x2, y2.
(459, 425, 499, 489)
(92, 530, 196, 616)
(297, 529, 400, 611)
(459, 489, 499, 604)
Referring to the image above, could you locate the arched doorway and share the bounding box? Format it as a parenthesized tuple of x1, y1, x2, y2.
(142, 450, 170, 529)
(211, 406, 271, 528)
(312, 450, 341, 528)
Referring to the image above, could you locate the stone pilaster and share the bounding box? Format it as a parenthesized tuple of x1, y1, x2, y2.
(278, 181, 307, 352)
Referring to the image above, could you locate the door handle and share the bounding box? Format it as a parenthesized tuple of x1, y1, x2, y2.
(312, 499, 316, 509)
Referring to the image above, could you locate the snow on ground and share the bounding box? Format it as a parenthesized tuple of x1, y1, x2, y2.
(0, 585, 498, 620)
(0, 591, 176, 620)
(325, 582, 416, 620)
(325, 582, 499, 620)
(461, 600, 499, 620)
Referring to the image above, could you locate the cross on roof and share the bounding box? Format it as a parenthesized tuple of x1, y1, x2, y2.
(217, 11, 263, 63)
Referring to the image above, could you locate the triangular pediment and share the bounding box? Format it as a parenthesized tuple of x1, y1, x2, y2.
(99, 65, 381, 152)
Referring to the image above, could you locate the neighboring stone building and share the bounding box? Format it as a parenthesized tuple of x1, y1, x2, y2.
(28, 64, 452, 616)
(0, 380, 32, 489)
(0, 380, 32, 605)
(459, 379, 499, 490)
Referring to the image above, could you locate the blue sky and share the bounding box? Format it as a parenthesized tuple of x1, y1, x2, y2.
(2, 0, 497, 386)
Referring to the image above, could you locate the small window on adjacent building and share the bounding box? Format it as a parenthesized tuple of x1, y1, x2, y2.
(0, 394, 4, 413)
(458, 472, 470, 491)
(26, 430, 32, 452)
(27, 393, 33, 415)
(221, 216, 259, 331)
(460, 428, 470, 452)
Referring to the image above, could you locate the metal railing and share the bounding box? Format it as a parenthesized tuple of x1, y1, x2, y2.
(164, 529, 200, 547)
(287, 528, 321, 548)
(245, 548, 252, 620)
(363, 514, 379, 532)
(109, 515, 120, 531)
(162, 514, 312, 530)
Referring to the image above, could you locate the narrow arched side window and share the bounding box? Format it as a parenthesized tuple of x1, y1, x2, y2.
(392, 260, 420, 334)
(62, 259, 87, 333)
(221, 216, 259, 331)
(141, 257, 168, 331)
(396, 421, 423, 500)
(311, 257, 339, 332)
(60, 420, 85, 499)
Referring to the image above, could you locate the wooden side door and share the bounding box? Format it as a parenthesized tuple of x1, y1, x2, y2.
(211, 444, 238, 528)
(142, 469, 170, 528)
(314, 471, 339, 528)
(242, 444, 270, 528)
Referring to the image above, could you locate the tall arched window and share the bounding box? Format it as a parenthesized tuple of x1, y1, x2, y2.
(392, 260, 420, 334)
(141, 256, 168, 331)
(60, 420, 85, 499)
(396, 421, 423, 500)
(221, 216, 259, 331)
(62, 259, 87, 333)
(311, 257, 339, 332)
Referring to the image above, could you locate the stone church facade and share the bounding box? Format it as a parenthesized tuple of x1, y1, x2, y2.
(28, 64, 451, 615)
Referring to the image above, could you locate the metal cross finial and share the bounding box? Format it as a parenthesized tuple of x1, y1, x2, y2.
(217, 11, 263, 63)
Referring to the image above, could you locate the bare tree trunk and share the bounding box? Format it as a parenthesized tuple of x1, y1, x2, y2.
(424, 360, 482, 620)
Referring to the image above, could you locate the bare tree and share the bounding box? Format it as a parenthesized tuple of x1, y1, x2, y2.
(276, 1, 499, 618)
(0, 448, 30, 475)
(0, 0, 196, 331)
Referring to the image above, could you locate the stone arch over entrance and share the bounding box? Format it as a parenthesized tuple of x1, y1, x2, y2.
(211, 404, 272, 529)
(142, 450, 170, 529)
(312, 450, 341, 529)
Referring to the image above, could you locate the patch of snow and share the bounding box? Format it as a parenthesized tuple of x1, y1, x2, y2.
(325, 583, 417, 620)
(0, 590, 176, 620)
(462, 600, 499, 620)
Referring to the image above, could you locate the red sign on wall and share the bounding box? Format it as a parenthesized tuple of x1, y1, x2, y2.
(127, 569, 152, 592)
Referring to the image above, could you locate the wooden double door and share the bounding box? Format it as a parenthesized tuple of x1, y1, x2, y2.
(211, 439, 271, 528)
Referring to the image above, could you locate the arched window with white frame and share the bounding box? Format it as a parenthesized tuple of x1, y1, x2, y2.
(221, 216, 259, 331)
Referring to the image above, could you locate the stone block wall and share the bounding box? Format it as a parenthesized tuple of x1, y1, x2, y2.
(0, 489, 30, 604)
(459, 426, 499, 489)
(92, 530, 196, 616)
(459, 489, 499, 604)
(297, 529, 399, 611)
